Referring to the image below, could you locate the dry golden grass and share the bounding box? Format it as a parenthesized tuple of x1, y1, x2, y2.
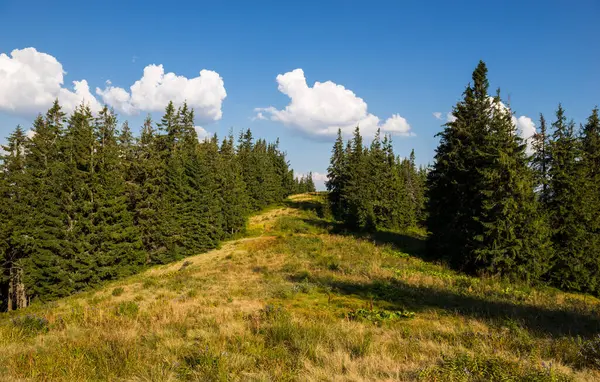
(1, 193, 599, 381)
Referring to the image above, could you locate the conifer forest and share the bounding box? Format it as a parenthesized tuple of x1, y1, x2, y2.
(328, 61, 600, 295)
(0, 101, 313, 310)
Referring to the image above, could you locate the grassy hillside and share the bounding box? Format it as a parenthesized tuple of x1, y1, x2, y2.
(1, 193, 600, 381)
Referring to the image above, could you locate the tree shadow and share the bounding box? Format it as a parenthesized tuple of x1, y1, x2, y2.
(300, 217, 430, 262)
(284, 198, 325, 217)
(299, 273, 600, 338)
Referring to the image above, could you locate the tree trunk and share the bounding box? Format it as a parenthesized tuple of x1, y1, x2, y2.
(7, 266, 27, 311)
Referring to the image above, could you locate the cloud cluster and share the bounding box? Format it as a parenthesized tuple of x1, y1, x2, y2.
(0, 48, 101, 115)
(0, 47, 226, 123)
(256, 69, 412, 139)
(96, 65, 226, 121)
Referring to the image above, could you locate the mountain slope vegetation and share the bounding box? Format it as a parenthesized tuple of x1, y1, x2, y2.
(1, 193, 598, 381)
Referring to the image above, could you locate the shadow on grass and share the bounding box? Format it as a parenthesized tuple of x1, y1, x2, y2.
(286, 197, 600, 338)
(285, 198, 428, 261)
(302, 217, 429, 261)
(299, 273, 600, 338)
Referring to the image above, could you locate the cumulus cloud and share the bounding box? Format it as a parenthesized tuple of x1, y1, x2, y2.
(256, 69, 413, 139)
(251, 111, 267, 121)
(0, 47, 102, 115)
(194, 126, 210, 141)
(0, 47, 226, 123)
(96, 65, 227, 121)
(433, 112, 442, 120)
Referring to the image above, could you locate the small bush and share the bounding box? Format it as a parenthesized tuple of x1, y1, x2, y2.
(115, 301, 139, 318)
(142, 278, 158, 289)
(112, 287, 125, 296)
(579, 335, 600, 370)
(11, 315, 50, 336)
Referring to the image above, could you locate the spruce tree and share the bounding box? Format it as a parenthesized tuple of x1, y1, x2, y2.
(91, 107, 144, 279)
(344, 127, 375, 230)
(547, 105, 591, 291)
(0, 126, 30, 309)
(427, 61, 491, 269)
(327, 129, 348, 220)
(220, 133, 249, 236)
(472, 95, 551, 280)
(427, 62, 551, 279)
(23, 102, 71, 300)
(531, 114, 551, 203)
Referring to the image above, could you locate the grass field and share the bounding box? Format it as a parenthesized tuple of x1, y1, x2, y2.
(1, 193, 600, 381)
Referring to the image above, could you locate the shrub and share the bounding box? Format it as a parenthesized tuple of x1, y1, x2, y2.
(112, 287, 125, 296)
(11, 315, 49, 336)
(115, 301, 139, 318)
(579, 335, 600, 370)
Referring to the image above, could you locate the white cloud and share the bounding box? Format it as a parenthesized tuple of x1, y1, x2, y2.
(194, 126, 210, 141)
(514, 115, 536, 155)
(96, 65, 227, 121)
(256, 69, 413, 139)
(26, 129, 36, 139)
(0, 47, 227, 123)
(446, 112, 457, 123)
(251, 111, 267, 121)
(433, 112, 442, 120)
(0, 47, 102, 115)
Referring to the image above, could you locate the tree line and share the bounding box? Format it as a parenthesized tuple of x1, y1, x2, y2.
(0, 101, 298, 310)
(326, 128, 427, 231)
(428, 61, 600, 293)
(328, 61, 600, 295)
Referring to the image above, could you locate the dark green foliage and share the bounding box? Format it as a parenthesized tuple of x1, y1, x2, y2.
(0, 101, 296, 310)
(237, 129, 295, 211)
(546, 105, 597, 292)
(427, 62, 551, 281)
(531, 113, 551, 203)
(326, 127, 426, 232)
(347, 308, 415, 323)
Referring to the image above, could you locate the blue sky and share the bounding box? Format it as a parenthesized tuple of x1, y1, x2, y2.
(1, 0, 599, 188)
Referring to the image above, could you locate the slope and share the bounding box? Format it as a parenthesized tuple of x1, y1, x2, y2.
(0, 194, 599, 381)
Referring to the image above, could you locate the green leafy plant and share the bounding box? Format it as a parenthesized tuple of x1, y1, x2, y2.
(347, 308, 415, 323)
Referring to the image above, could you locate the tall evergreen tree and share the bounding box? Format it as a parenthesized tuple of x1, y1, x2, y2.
(326, 129, 347, 220)
(0, 126, 30, 310)
(427, 61, 492, 269)
(91, 107, 145, 279)
(219, 133, 249, 236)
(546, 105, 591, 291)
(427, 62, 551, 279)
(531, 114, 551, 203)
